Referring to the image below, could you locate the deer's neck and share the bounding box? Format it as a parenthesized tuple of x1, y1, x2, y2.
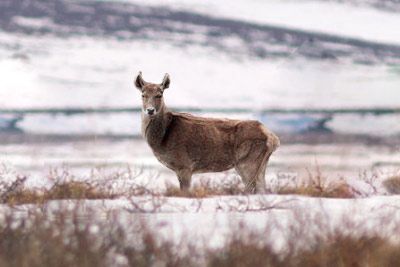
(141, 106, 170, 149)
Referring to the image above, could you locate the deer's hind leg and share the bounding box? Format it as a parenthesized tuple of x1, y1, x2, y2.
(235, 140, 271, 194)
(175, 169, 192, 191)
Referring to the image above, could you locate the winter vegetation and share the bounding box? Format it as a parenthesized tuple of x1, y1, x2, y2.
(1, 166, 400, 266)
(383, 175, 400, 194)
(1, 203, 400, 267)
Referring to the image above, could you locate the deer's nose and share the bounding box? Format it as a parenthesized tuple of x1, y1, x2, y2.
(146, 108, 155, 115)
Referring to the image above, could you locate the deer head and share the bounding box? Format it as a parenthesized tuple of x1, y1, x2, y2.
(134, 72, 170, 116)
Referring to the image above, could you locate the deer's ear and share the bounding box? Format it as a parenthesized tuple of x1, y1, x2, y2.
(134, 71, 146, 90)
(161, 73, 170, 90)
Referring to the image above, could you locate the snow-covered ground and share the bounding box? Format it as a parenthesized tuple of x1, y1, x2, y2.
(0, 138, 398, 197)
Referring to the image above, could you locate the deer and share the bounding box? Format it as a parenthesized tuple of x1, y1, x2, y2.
(134, 72, 280, 193)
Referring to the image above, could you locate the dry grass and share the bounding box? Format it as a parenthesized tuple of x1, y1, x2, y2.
(0, 205, 399, 267)
(0, 171, 358, 204)
(165, 179, 245, 198)
(277, 181, 355, 198)
(209, 234, 400, 267)
(164, 170, 356, 199)
(383, 176, 400, 194)
(0, 165, 392, 204)
(291, 235, 400, 267)
(0, 211, 109, 267)
(0, 171, 121, 205)
(275, 167, 355, 198)
(4, 181, 119, 205)
(0, 167, 162, 205)
(0, 207, 194, 267)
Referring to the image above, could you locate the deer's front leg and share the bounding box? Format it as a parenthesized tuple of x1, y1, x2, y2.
(176, 169, 192, 191)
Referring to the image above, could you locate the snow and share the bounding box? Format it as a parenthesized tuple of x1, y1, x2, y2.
(117, 0, 400, 46)
(0, 139, 398, 198)
(328, 114, 400, 136)
(0, 138, 400, 183)
(19, 113, 140, 135)
(11, 17, 56, 29)
(0, 33, 399, 110)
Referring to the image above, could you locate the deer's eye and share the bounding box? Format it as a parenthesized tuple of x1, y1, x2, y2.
(155, 95, 162, 99)
(142, 95, 145, 98)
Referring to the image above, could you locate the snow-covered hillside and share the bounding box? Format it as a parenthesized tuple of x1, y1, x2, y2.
(0, 0, 399, 110)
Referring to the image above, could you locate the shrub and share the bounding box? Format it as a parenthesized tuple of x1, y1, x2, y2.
(383, 176, 400, 194)
(164, 177, 245, 198)
(0, 206, 194, 267)
(2, 180, 119, 205)
(0, 204, 399, 267)
(275, 169, 355, 198)
(208, 234, 400, 267)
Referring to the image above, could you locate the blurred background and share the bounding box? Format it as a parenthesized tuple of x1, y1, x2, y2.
(0, 0, 399, 185)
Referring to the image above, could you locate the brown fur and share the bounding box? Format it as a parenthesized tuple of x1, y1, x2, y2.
(135, 72, 280, 193)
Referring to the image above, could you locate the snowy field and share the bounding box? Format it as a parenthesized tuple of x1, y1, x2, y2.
(0, 138, 399, 193)
(0, 0, 399, 264)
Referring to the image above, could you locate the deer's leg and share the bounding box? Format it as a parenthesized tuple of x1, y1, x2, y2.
(235, 140, 271, 194)
(176, 169, 192, 191)
(255, 154, 271, 193)
(235, 165, 256, 193)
